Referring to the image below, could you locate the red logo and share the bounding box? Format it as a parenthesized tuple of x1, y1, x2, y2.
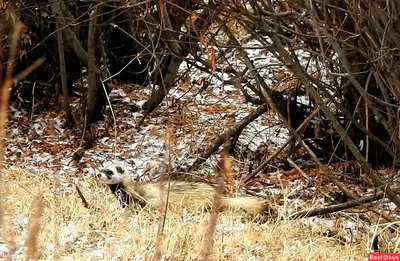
(369, 253, 400, 260)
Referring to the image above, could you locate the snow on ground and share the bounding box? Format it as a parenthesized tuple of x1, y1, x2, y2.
(6, 36, 301, 181)
(2, 35, 376, 260)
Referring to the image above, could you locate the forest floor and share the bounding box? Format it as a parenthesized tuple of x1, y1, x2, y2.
(1, 36, 397, 260)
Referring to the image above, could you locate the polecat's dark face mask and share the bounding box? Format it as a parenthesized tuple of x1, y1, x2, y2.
(96, 168, 125, 184)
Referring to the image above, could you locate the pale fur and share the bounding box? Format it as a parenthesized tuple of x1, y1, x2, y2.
(122, 177, 266, 215)
(96, 164, 267, 216)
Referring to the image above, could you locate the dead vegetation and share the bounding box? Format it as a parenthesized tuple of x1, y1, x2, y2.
(0, 168, 377, 260)
(2, 1, 400, 259)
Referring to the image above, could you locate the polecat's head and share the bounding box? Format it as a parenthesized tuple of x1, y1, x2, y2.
(96, 164, 128, 185)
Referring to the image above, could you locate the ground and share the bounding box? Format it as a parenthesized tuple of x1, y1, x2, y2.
(1, 35, 397, 260)
(1, 168, 370, 260)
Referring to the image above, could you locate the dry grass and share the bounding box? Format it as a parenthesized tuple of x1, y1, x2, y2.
(0, 168, 372, 260)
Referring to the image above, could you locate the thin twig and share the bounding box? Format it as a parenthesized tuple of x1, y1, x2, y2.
(186, 104, 268, 172)
(289, 192, 386, 219)
(243, 107, 320, 183)
(75, 185, 90, 209)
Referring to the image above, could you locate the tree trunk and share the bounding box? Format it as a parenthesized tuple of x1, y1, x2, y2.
(86, 5, 102, 124)
(54, 19, 73, 127)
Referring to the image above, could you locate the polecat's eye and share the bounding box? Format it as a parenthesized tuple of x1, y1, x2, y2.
(106, 170, 113, 176)
(116, 166, 124, 174)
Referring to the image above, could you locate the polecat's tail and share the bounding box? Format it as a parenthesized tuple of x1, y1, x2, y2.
(221, 197, 267, 216)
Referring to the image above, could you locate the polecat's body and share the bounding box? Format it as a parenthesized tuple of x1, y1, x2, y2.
(96, 165, 267, 216)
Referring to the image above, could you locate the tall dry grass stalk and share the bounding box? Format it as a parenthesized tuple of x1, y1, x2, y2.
(51, 176, 61, 261)
(153, 127, 174, 260)
(0, 21, 44, 258)
(4, 206, 16, 260)
(25, 195, 44, 259)
(199, 151, 236, 260)
(0, 21, 22, 237)
(199, 191, 221, 261)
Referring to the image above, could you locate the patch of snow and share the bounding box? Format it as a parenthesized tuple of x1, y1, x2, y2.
(0, 243, 8, 254)
(217, 223, 246, 233)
